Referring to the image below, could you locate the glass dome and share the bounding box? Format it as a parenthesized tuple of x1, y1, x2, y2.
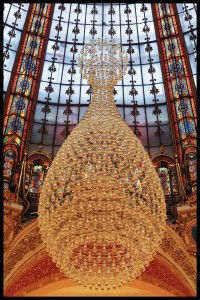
(3, 3, 197, 223)
(28, 3, 173, 158)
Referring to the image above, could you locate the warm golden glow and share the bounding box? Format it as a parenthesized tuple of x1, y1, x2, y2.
(38, 39, 166, 291)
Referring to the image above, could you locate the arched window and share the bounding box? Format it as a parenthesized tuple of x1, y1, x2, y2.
(21, 150, 51, 220)
(28, 159, 44, 193)
(187, 152, 197, 182)
(158, 166, 171, 196)
(3, 150, 16, 178)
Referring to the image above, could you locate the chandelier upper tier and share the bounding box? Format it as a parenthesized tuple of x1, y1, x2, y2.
(38, 38, 166, 291)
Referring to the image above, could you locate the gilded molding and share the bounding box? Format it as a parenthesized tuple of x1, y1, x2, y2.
(4, 251, 66, 296)
(4, 222, 42, 281)
(158, 228, 196, 286)
(4, 202, 23, 252)
(184, 219, 196, 255)
(4, 216, 14, 252)
(140, 255, 194, 296)
(186, 193, 197, 207)
(176, 203, 196, 256)
(4, 221, 196, 296)
(3, 190, 17, 204)
(4, 248, 194, 297)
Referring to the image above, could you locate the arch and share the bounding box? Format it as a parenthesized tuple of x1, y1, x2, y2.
(183, 146, 197, 162)
(4, 220, 196, 296)
(152, 154, 179, 222)
(25, 279, 176, 296)
(26, 149, 52, 166)
(25, 149, 52, 193)
(21, 148, 52, 217)
(157, 165, 171, 195)
(152, 154, 175, 167)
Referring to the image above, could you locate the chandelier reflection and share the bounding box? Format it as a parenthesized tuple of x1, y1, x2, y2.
(38, 38, 166, 290)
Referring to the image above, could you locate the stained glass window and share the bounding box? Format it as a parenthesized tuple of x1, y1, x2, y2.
(187, 152, 197, 182)
(3, 4, 53, 162)
(3, 149, 16, 178)
(154, 3, 197, 162)
(176, 3, 197, 87)
(158, 167, 171, 195)
(22, 151, 51, 218)
(29, 3, 173, 159)
(3, 4, 30, 97)
(29, 161, 44, 193)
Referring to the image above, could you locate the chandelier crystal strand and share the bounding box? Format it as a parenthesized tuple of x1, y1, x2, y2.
(38, 38, 166, 290)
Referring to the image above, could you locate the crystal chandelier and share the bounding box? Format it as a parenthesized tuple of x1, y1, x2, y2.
(38, 38, 166, 291)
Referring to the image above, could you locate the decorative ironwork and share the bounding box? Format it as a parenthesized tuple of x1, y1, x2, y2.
(3, 4, 29, 79)
(108, 27, 116, 36)
(129, 86, 138, 96)
(125, 27, 133, 35)
(124, 5, 131, 15)
(91, 5, 98, 15)
(89, 27, 97, 35)
(140, 4, 148, 12)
